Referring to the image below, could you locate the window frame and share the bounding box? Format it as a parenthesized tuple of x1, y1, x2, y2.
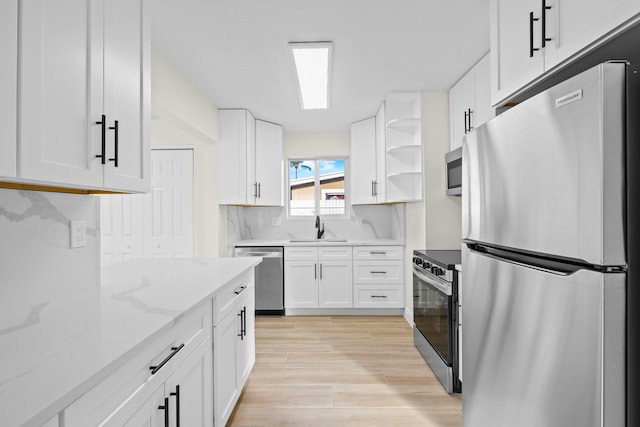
(286, 156, 349, 219)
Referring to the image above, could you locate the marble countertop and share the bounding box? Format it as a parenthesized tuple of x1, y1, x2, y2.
(0, 257, 260, 427)
(233, 238, 404, 247)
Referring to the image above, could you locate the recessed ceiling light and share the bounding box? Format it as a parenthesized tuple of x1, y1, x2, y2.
(289, 42, 332, 110)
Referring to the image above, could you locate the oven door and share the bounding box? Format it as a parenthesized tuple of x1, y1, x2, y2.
(413, 266, 454, 365)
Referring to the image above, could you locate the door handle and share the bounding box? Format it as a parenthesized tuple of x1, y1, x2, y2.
(541, 0, 552, 48)
(529, 11, 540, 57)
(158, 397, 170, 427)
(95, 114, 106, 164)
(170, 385, 180, 427)
(108, 120, 119, 167)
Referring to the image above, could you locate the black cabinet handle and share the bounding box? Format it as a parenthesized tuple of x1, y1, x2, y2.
(170, 385, 180, 427)
(95, 114, 106, 164)
(370, 271, 387, 274)
(529, 12, 540, 57)
(371, 295, 388, 299)
(238, 307, 246, 340)
(150, 344, 185, 375)
(319, 264, 323, 280)
(371, 180, 375, 197)
(108, 120, 119, 167)
(314, 263, 317, 279)
(467, 108, 473, 132)
(234, 285, 247, 295)
(369, 251, 387, 255)
(158, 397, 170, 427)
(257, 182, 261, 198)
(463, 110, 468, 134)
(242, 305, 247, 338)
(541, 0, 552, 48)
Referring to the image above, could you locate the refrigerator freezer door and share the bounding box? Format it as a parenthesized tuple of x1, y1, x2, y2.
(462, 247, 625, 427)
(463, 63, 626, 266)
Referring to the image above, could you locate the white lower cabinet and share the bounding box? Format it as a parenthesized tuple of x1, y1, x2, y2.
(213, 278, 255, 427)
(352, 246, 404, 308)
(64, 301, 213, 427)
(284, 246, 353, 309)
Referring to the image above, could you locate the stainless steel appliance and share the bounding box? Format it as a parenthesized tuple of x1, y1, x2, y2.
(462, 63, 629, 426)
(413, 249, 461, 393)
(445, 147, 462, 196)
(233, 246, 284, 315)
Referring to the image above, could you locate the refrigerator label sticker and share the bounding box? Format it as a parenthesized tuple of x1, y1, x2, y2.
(556, 90, 583, 108)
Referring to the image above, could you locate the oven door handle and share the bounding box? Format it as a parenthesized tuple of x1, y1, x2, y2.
(413, 266, 452, 296)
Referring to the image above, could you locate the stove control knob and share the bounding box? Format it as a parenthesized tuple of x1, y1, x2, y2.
(431, 266, 444, 276)
(413, 257, 422, 267)
(423, 261, 431, 269)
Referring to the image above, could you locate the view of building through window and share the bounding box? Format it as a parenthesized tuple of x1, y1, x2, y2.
(289, 159, 346, 216)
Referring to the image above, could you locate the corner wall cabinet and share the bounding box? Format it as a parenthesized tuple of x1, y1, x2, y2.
(0, 1, 17, 178)
(218, 110, 284, 206)
(16, 0, 150, 192)
(449, 53, 493, 151)
(491, 0, 640, 106)
(350, 92, 423, 204)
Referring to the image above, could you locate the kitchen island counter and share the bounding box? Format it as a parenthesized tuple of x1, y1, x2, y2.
(0, 257, 260, 427)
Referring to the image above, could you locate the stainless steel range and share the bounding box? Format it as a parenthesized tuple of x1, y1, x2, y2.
(412, 249, 461, 393)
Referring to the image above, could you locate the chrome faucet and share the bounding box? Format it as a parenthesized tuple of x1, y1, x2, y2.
(315, 215, 325, 239)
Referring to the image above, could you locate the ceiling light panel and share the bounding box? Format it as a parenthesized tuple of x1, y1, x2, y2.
(289, 42, 332, 110)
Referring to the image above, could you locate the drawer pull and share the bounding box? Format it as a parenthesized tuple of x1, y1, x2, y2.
(371, 295, 388, 298)
(234, 285, 247, 295)
(370, 271, 387, 274)
(150, 343, 185, 375)
(369, 251, 387, 255)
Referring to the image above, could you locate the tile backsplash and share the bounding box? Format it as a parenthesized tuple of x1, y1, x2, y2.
(226, 204, 405, 255)
(0, 188, 99, 314)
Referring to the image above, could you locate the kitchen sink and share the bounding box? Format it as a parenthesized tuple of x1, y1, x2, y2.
(289, 239, 348, 243)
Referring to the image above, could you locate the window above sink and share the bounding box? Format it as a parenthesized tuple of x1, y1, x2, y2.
(288, 157, 347, 218)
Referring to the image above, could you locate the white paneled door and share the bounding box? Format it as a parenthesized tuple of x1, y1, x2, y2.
(146, 149, 194, 258)
(100, 149, 194, 265)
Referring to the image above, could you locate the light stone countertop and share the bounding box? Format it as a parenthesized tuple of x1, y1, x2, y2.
(233, 238, 404, 247)
(0, 257, 261, 427)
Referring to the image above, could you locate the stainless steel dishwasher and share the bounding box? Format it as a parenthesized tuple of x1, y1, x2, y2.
(233, 246, 284, 315)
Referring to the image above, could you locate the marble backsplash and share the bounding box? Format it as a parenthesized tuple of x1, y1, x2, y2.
(0, 188, 99, 314)
(226, 204, 405, 255)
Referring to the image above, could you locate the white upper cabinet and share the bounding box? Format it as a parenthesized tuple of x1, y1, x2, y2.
(350, 117, 382, 204)
(218, 109, 254, 205)
(17, 0, 149, 192)
(491, 0, 640, 106)
(0, 1, 17, 178)
(543, 0, 640, 70)
(255, 119, 284, 206)
(218, 110, 284, 206)
(449, 53, 493, 151)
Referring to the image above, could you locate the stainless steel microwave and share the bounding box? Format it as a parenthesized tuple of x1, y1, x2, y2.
(445, 147, 462, 196)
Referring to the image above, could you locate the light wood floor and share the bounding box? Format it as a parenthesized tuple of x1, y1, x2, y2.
(228, 316, 462, 427)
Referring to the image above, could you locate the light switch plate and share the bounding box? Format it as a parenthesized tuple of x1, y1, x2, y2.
(70, 220, 86, 248)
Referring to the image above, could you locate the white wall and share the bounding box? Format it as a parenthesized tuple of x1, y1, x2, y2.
(150, 49, 224, 257)
(285, 132, 350, 158)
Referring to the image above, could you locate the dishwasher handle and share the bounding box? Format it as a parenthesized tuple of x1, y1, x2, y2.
(234, 247, 284, 258)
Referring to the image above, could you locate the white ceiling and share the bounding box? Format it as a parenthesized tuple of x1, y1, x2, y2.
(151, 0, 491, 133)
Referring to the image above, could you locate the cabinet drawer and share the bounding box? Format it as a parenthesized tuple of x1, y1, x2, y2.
(213, 270, 254, 326)
(318, 246, 352, 260)
(353, 285, 403, 308)
(63, 300, 212, 426)
(353, 246, 402, 260)
(353, 260, 403, 283)
(285, 246, 318, 260)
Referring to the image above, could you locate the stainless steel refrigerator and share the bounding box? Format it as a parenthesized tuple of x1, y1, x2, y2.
(462, 62, 629, 426)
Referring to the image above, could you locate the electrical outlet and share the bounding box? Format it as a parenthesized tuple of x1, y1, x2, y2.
(70, 220, 86, 248)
